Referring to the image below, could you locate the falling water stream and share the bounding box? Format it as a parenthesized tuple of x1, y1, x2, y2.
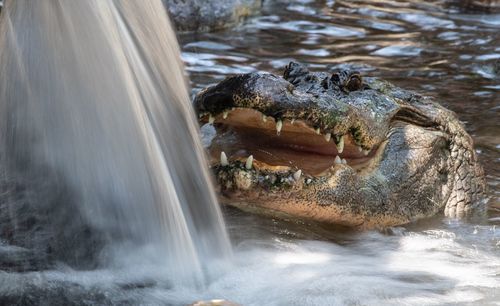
(0, 0, 230, 294)
(0, 0, 499, 305)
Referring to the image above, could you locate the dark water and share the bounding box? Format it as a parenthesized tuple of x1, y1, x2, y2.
(181, 0, 500, 304)
(1, 1, 498, 305)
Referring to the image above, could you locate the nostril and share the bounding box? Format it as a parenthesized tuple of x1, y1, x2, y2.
(330, 73, 341, 86)
(331, 71, 363, 92)
(321, 77, 329, 90)
(346, 74, 363, 92)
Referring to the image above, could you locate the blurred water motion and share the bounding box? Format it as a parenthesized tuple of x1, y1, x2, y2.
(0, 0, 230, 287)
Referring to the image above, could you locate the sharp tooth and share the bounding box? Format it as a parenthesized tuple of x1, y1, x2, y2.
(306, 178, 312, 184)
(245, 155, 254, 170)
(291, 119, 295, 124)
(315, 128, 320, 135)
(341, 158, 347, 165)
(220, 151, 229, 166)
(293, 170, 302, 181)
(334, 155, 342, 164)
(223, 111, 229, 119)
(363, 149, 370, 156)
(262, 115, 267, 122)
(337, 135, 344, 154)
(276, 120, 283, 135)
(358, 146, 363, 152)
(324, 133, 331, 142)
(208, 114, 215, 124)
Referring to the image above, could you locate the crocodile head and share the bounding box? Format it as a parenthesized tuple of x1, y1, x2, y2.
(194, 62, 485, 229)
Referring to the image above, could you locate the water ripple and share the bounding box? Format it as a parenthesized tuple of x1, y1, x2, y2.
(178, 0, 500, 303)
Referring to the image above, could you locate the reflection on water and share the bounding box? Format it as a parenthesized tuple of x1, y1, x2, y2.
(180, 0, 500, 304)
(1, 0, 499, 305)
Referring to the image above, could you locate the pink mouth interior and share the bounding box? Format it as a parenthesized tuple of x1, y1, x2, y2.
(205, 108, 377, 176)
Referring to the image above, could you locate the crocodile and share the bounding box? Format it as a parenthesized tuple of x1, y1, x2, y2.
(194, 62, 485, 229)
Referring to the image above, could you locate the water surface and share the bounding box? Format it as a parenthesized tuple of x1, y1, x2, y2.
(180, 0, 500, 304)
(1, 0, 499, 305)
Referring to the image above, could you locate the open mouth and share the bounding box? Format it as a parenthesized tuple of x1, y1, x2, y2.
(201, 108, 381, 177)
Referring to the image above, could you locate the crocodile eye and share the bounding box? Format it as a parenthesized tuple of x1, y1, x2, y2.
(346, 73, 362, 92)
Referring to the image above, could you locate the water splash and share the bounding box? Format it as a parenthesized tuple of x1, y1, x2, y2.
(0, 0, 231, 287)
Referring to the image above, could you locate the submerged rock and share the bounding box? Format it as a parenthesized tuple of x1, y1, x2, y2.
(0, 172, 106, 272)
(164, 0, 262, 32)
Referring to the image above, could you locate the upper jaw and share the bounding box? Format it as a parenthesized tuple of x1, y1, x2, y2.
(194, 62, 443, 181)
(194, 72, 400, 152)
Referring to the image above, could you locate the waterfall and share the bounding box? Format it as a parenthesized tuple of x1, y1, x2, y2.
(0, 0, 231, 287)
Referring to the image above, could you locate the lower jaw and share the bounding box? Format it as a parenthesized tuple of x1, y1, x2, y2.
(217, 191, 410, 230)
(209, 142, 405, 229)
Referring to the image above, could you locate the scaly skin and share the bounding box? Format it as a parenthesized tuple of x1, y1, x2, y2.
(194, 62, 485, 229)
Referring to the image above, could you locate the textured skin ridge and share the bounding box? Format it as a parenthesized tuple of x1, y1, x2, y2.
(368, 79, 486, 220)
(441, 110, 486, 217)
